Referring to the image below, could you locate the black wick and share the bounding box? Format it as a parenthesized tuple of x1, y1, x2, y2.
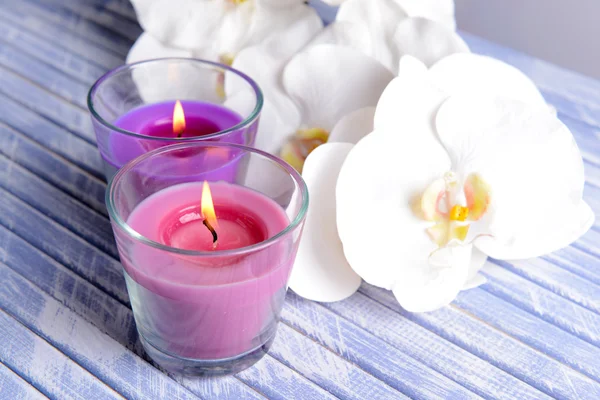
(176, 128, 184, 139)
(203, 219, 218, 244)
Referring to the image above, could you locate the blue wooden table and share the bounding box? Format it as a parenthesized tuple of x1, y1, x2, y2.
(0, 1, 599, 399)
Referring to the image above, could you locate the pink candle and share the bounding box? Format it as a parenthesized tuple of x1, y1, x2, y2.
(121, 182, 294, 360)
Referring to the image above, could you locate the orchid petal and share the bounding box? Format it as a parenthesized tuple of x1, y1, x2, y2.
(428, 53, 547, 106)
(336, 127, 450, 289)
(462, 248, 487, 290)
(329, 107, 376, 144)
(290, 143, 362, 302)
(309, 21, 371, 55)
(229, 12, 324, 153)
(127, 36, 219, 104)
(215, 2, 255, 56)
(283, 45, 393, 131)
(320, 0, 347, 5)
(126, 33, 193, 64)
(436, 95, 594, 259)
(391, 242, 472, 312)
(240, 1, 323, 55)
(393, 0, 456, 30)
(336, 0, 408, 72)
(131, 0, 224, 50)
(391, 17, 469, 69)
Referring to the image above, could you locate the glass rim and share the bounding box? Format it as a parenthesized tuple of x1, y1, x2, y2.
(87, 57, 264, 141)
(105, 142, 309, 256)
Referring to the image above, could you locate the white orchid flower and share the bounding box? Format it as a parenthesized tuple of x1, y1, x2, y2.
(229, 25, 394, 156)
(127, 0, 323, 66)
(314, 0, 466, 74)
(290, 53, 594, 311)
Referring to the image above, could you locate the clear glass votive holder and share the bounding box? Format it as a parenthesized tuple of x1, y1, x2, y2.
(106, 142, 308, 376)
(88, 58, 263, 181)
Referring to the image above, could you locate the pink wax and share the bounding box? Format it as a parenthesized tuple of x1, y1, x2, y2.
(122, 182, 294, 360)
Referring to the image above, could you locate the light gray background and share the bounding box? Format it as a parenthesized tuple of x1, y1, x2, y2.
(312, 0, 600, 79)
(456, 0, 600, 79)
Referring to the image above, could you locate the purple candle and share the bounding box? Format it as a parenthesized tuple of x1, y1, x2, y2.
(87, 58, 263, 181)
(99, 101, 246, 182)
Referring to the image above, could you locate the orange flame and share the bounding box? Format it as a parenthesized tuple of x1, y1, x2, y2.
(173, 100, 186, 137)
(201, 181, 218, 228)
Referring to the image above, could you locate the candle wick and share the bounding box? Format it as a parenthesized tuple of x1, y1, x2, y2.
(203, 219, 218, 245)
(176, 128, 184, 139)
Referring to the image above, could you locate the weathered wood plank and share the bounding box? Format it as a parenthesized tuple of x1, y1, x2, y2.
(37, 0, 142, 41)
(283, 293, 530, 399)
(308, 291, 550, 399)
(0, 223, 139, 352)
(0, 262, 205, 400)
(456, 277, 600, 382)
(359, 284, 600, 399)
(482, 261, 600, 348)
(0, 100, 103, 180)
(494, 258, 600, 316)
(0, 11, 122, 70)
(0, 41, 90, 108)
(95, 0, 138, 21)
(269, 324, 410, 400)
(0, 308, 124, 400)
(0, 154, 118, 258)
(0, 123, 107, 216)
(544, 245, 600, 288)
(2, 0, 131, 56)
(0, 188, 126, 305)
(0, 362, 48, 400)
(0, 18, 107, 85)
(0, 66, 95, 145)
(573, 228, 600, 262)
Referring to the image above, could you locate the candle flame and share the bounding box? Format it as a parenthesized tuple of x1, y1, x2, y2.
(201, 181, 218, 229)
(173, 100, 186, 138)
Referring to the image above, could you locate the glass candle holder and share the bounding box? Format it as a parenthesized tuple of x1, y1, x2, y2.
(88, 58, 263, 181)
(106, 142, 308, 376)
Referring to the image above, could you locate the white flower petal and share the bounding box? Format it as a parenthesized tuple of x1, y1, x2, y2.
(436, 95, 594, 259)
(393, 0, 456, 30)
(230, 18, 324, 154)
(328, 107, 376, 144)
(336, 0, 408, 72)
(462, 248, 487, 290)
(243, 1, 323, 54)
(428, 53, 547, 106)
(131, 0, 224, 50)
(127, 38, 220, 104)
(283, 45, 393, 131)
(215, 2, 255, 55)
(290, 143, 362, 302)
(374, 58, 443, 135)
(232, 43, 300, 153)
(336, 126, 450, 289)
(309, 21, 371, 54)
(392, 242, 472, 312)
(391, 17, 469, 69)
(126, 33, 194, 64)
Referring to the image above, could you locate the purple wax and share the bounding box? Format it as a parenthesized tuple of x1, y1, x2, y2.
(106, 101, 244, 173)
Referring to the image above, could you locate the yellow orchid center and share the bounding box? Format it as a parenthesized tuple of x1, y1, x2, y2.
(227, 0, 249, 4)
(419, 172, 491, 247)
(280, 128, 329, 172)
